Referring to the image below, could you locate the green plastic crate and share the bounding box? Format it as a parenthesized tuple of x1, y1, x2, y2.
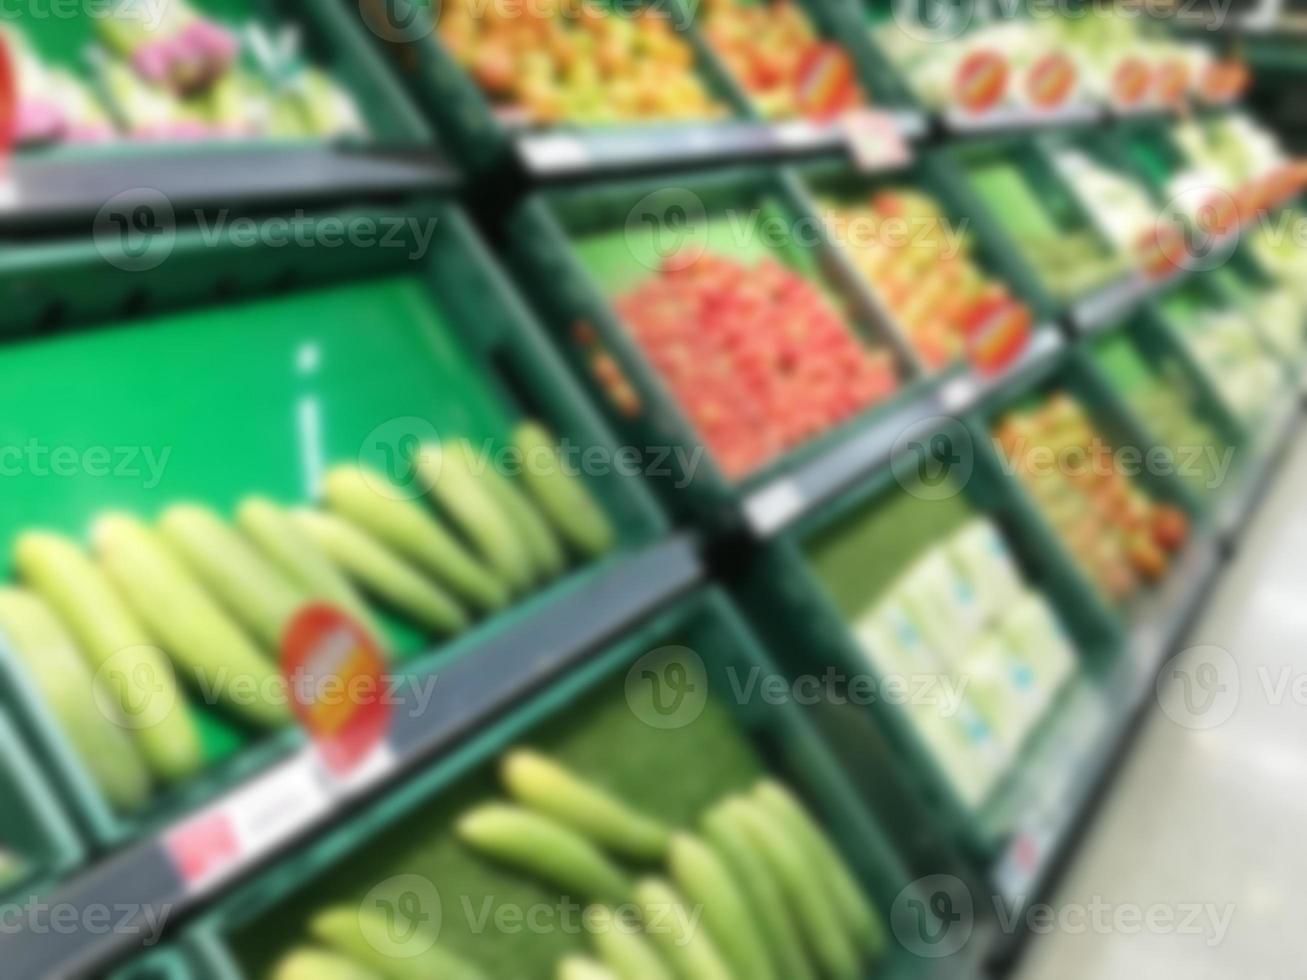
(967, 342, 1210, 623)
(731, 412, 1124, 865)
(0, 201, 667, 853)
(184, 587, 981, 980)
(350, 0, 751, 172)
(791, 155, 1060, 369)
(1086, 313, 1249, 514)
(508, 164, 932, 528)
(6, 0, 430, 154)
(0, 711, 85, 906)
(944, 136, 1136, 313)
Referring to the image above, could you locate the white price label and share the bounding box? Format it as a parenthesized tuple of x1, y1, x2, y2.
(518, 134, 591, 174)
(939, 375, 978, 413)
(745, 480, 805, 535)
(841, 110, 911, 173)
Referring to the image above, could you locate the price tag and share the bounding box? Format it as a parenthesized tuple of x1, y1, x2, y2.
(165, 751, 331, 896)
(1111, 57, 1151, 109)
(1199, 60, 1249, 104)
(1155, 59, 1191, 107)
(1026, 51, 1077, 111)
(283, 605, 393, 779)
(939, 374, 978, 413)
(773, 119, 827, 149)
(0, 30, 13, 167)
(840, 109, 911, 173)
(954, 49, 1009, 115)
(745, 479, 804, 536)
(795, 44, 860, 121)
(964, 296, 1033, 375)
(518, 133, 590, 174)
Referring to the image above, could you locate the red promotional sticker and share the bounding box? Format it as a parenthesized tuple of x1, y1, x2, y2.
(282, 605, 391, 777)
(0, 31, 14, 163)
(964, 295, 1032, 376)
(795, 44, 859, 121)
(1199, 61, 1249, 104)
(955, 49, 1009, 115)
(1155, 59, 1191, 106)
(1111, 57, 1151, 108)
(1026, 52, 1077, 110)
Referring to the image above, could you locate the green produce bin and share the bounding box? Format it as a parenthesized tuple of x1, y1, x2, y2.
(508, 164, 930, 528)
(1085, 312, 1249, 514)
(0, 201, 666, 853)
(351, 0, 752, 172)
(1116, 119, 1194, 194)
(732, 414, 1124, 866)
(0, 711, 85, 906)
(1147, 276, 1295, 430)
(943, 136, 1135, 314)
(967, 342, 1210, 625)
(5, 0, 430, 154)
(185, 587, 978, 979)
(792, 156, 1060, 366)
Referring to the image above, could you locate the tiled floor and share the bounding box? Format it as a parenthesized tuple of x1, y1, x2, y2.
(1015, 433, 1307, 980)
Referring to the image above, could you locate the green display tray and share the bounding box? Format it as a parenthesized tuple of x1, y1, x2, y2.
(731, 412, 1125, 868)
(508, 163, 936, 529)
(109, 947, 197, 980)
(943, 135, 1133, 315)
(351, 0, 757, 172)
(966, 342, 1212, 627)
(185, 588, 978, 980)
(7, 0, 429, 153)
(1086, 313, 1249, 515)
(0, 201, 666, 853)
(0, 711, 85, 907)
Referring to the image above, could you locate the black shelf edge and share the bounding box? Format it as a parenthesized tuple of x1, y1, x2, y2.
(0, 144, 459, 231)
(0, 534, 703, 980)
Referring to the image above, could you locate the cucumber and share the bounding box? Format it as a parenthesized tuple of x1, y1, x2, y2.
(558, 957, 618, 980)
(322, 466, 508, 613)
(310, 905, 488, 980)
(501, 750, 671, 861)
(237, 497, 384, 643)
(270, 948, 384, 980)
(94, 513, 290, 729)
(14, 531, 203, 784)
(586, 905, 674, 980)
(420, 439, 538, 593)
(754, 781, 886, 959)
(633, 878, 733, 980)
(669, 833, 774, 980)
(457, 804, 632, 905)
(159, 504, 307, 649)
(0, 589, 152, 813)
(728, 799, 861, 980)
(551, 961, 611, 980)
(292, 509, 467, 636)
(479, 460, 568, 580)
(513, 422, 616, 559)
(703, 803, 815, 980)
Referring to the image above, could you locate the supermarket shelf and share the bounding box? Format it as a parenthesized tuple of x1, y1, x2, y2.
(986, 532, 1221, 960)
(1069, 272, 1151, 333)
(0, 145, 458, 230)
(514, 111, 927, 179)
(0, 535, 703, 980)
(743, 330, 1066, 537)
(941, 103, 1103, 137)
(1218, 389, 1304, 546)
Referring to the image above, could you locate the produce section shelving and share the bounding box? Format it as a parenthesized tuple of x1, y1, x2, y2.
(0, 2, 1303, 979)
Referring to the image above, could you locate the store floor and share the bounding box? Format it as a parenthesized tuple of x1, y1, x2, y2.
(1014, 430, 1307, 980)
